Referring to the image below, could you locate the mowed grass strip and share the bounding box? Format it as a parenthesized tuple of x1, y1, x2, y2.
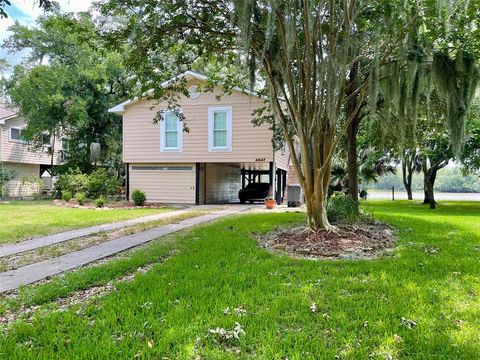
(0, 210, 209, 272)
(0, 201, 176, 245)
(0, 201, 479, 359)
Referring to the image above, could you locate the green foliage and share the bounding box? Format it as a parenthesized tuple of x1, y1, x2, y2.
(95, 196, 106, 208)
(75, 192, 86, 205)
(0, 166, 15, 197)
(369, 167, 480, 193)
(327, 193, 360, 224)
(54, 168, 89, 197)
(86, 168, 121, 199)
(432, 51, 480, 154)
(61, 190, 72, 202)
(21, 175, 45, 197)
(131, 189, 146, 206)
(5, 12, 128, 175)
(55, 168, 120, 199)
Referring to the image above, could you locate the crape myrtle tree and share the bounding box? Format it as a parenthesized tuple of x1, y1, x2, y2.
(101, 0, 430, 230)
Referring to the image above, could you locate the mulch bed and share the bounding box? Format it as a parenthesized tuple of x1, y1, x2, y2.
(257, 222, 396, 260)
(52, 199, 172, 210)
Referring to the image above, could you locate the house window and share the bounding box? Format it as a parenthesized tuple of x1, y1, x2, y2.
(41, 133, 51, 146)
(160, 111, 182, 152)
(208, 106, 232, 151)
(9, 127, 25, 142)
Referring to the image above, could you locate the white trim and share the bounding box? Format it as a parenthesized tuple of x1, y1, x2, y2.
(160, 110, 183, 152)
(0, 113, 18, 124)
(9, 126, 26, 143)
(108, 70, 265, 114)
(208, 106, 232, 152)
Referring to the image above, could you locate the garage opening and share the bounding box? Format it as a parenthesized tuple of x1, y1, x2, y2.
(197, 162, 287, 205)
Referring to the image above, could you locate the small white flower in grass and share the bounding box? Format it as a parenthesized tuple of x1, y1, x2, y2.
(234, 307, 247, 316)
(208, 323, 246, 342)
(310, 302, 318, 313)
(233, 322, 246, 339)
(400, 317, 417, 329)
(393, 334, 403, 343)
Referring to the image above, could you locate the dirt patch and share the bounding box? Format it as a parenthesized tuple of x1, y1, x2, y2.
(257, 222, 396, 260)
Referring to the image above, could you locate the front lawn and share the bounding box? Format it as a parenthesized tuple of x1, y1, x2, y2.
(1, 201, 479, 358)
(0, 201, 176, 245)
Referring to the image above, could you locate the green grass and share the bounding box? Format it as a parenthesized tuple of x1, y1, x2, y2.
(0, 201, 176, 244)
(1, 201, 479, 359)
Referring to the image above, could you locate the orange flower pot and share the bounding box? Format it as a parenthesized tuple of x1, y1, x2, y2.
(265, 199, 276, 209)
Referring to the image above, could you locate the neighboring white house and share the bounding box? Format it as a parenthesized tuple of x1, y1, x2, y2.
(0, 104, 62, 197)
(109, 71, 290, 205)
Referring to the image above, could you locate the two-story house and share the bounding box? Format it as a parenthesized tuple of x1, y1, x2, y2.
(0, 104, 61, 197)
(109, 71, 290, 205)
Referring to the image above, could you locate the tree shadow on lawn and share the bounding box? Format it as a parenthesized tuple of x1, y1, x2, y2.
(1, 210, 479, 358)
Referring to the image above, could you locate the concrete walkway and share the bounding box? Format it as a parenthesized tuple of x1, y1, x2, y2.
(0, 205, 248, 292)
(0, 206, 215, 258)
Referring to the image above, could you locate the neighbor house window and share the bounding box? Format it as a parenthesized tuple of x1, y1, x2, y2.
(208, 106, 232, 151)
(41, 133, 51, 146)
(9, 127, 25, 142)
(160, 111, 182, 152)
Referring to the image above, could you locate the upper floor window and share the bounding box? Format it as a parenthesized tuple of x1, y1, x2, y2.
(208, 106, 232, 152)
(41, 133, 51, 146)
(9, 127, 25, 143)
(160, 111, 182, 152)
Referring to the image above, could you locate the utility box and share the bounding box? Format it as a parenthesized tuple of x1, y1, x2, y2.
(287, 185, 302, 207)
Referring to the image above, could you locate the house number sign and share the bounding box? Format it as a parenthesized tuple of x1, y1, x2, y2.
(255, 158, 266, 162)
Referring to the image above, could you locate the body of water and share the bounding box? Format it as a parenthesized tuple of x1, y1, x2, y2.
(366, 191, 480, 201)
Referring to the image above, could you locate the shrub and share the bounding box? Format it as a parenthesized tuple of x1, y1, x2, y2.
(22, 175, 45, 197)
(95, 196, 105, 208)
(55, 167, 121, 199)
(75, 191, 87, 205)
(54, 168, 89, 197)
(131, 189, 146, 206)
(87, 168, 121, 199)
(327, 192, 359, 224)
(62, 190, 72, 202)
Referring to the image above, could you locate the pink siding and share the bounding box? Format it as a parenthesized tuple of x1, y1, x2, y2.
(122, 84, 274, 164)
(275, 146, 290, 171)
(0, 115, 61, 165)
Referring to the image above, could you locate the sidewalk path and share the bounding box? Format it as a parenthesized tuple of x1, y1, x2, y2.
(0, 206, 248, 292)
(0, 206, 213, 258)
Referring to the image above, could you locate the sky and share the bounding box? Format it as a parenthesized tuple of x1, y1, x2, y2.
(0, 0, 94, 75)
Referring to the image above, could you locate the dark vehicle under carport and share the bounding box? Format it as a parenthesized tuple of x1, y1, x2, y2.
(238, 182, 271, 203)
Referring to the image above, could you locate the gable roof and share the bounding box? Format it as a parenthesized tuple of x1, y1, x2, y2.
(108, 70, 262, 114)
(0, 105, 18, 125)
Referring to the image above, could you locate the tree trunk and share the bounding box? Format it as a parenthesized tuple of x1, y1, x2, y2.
(422, 160, 439, 209)
(346, 60, 360, 202)
(423, 171, 436, 209)
(401, 153, 414, 200)
(346, 118, 360, 202)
